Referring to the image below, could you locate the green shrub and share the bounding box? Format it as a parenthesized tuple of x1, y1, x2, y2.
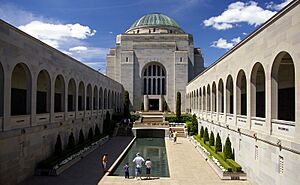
(203, 127, 209, 143)
(54, 134, 62, 156)
(218, 152, 225, 160)
(67, 132, 75, 149)
(215, 133, 222, 152)
(194, 135, 232, 172)
(79, 129, 85, 145)
(88, 128, 93, 141)
(130, 113, 140, 122)
(224, 137, 233, 160)
(95, 124, 101, 136)
(232, 148, 235, 160)
(164, 114, 192, 123)
(123, 91, 130, 119)
(176, 92, 181, 119)
(227, 159, 242, 172)
(187, 114, 198, 136)
(200, 126, 204, 138)
(209, 131, 215, 146)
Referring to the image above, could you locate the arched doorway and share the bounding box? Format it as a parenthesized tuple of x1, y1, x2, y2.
(226, 75, 234, 114)
(251, 63, 265, 118)
(36, 70, 50, 114)
(236, 70, 247, 116)
(54, 75, 65, 113)
(68, 79, 76, 112)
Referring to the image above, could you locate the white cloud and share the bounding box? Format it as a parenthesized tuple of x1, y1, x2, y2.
(69, 46, 88, 52)
(203, 1, 276, 30)
(18, 21, 96, 48)
(242, 32, 247, 35)
(211, 37, 241, 50)
(266, 0, 292, 11)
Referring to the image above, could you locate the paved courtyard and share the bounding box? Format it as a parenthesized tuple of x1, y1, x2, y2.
(99, 137, 252, 185)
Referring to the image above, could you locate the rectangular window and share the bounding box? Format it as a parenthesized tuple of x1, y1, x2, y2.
(126, 57, 129, 62)
(279, 156, 284, 174)
(180, 57, 183, 62)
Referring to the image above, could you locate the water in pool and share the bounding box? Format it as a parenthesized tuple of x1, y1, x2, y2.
(110, 138, 170, 177)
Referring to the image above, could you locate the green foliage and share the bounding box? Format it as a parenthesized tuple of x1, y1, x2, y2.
(194, 135, 232, 172)
(187, 114, 198, 136)
(67, 132, 75, 149)
(224, 137, 233, 160)
(140, 102, 144, 111)
(54, 134, 62, 156)
(200, 126, 204, 138)
(123, 91, 130, 119)
(209, 131, 215, 146)
(95, 124, 101, 136)
(163, 101, 168, 112)
(176, 92, 181, 119)
(88, 128, 93, 141)
(130, 113, 140, 122)
(165, 114, 192, 123)
(232, 148, 235, 160)
(226, 159, 242, 172)
(203, 127, 209, 142)
(215, 133, 222, 152)
(79, 129, 85, 145)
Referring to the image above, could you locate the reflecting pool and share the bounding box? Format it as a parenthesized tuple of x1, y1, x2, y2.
(110, 138, 170, 177)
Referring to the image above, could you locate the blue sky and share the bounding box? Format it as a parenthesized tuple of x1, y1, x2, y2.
(0, 0, 292, 73)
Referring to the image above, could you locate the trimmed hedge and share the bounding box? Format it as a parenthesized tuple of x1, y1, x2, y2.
(227, 159, 242, 172)
(194, 135, 232, 172)
(164, 114, 192, 123)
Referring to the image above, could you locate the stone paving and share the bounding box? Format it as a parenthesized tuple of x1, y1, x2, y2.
(99, 137, 252, 185)
(21, 136, 133, 185)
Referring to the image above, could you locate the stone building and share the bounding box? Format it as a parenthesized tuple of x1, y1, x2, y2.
(0, 20, 124, 185)
(186, 1, 300, 185)
(106, 13, 204, 112)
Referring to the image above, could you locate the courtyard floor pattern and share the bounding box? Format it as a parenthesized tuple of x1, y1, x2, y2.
(20, 136, 133, 185)
(99, 137, 252, 185)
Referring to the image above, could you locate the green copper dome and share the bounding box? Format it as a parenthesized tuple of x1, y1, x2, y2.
(129, 13, 182, 30)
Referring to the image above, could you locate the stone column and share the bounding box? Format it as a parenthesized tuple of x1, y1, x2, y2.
(159, 95, 163, 112)
(266, 72, 272, 135)
(144, 95, 149, 111)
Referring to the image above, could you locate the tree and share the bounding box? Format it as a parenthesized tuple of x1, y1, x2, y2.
(67, 132, 75, 149)
(209, 131, 215, 146)
(176, 92, 181, 119)
(224, 137, 233, 159)
(95, 124, 101, 136)
(79, 129, 85, 145)
(124, 91, 130, 119)
(54, 134, 62, 156)
(88, 128, 93, 141)
(200, 126, 204, 138)
(215, 133, 222, 152)
(203, 127, 209, 143)
(189, 114, 198, 135)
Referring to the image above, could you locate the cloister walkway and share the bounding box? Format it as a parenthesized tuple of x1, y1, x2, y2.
(99, 137, 252, 185)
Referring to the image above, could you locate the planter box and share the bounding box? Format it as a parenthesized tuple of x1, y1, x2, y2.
(189, 136, 247, 180)
(35, 136, 109, 176)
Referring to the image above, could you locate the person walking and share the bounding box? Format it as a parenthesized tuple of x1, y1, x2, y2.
(132, 153, 145, 180)
(145, 158, 152, 180)
(169, 128, 173, 140)
(101, 153, 108, 173)
(173, 131, 178, 143)
(124, 163, 130, 179)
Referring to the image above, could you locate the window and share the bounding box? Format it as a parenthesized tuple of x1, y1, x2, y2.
(153, 28, 156, 32)
(180, 57, 183, 62)
(126, 57, 129, 62)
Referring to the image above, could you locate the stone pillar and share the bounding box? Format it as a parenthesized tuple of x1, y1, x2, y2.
(144, 95, 149, 111)
(159, 95, 163, 112)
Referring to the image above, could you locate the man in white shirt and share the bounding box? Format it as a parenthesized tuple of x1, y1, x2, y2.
(145, 158, 152, 179)
(133, 153, 145, 180)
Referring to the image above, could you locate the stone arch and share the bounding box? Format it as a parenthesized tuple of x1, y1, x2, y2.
(226, 75, 234, 114)
(104, 88, 107, 109)
(251, 62, 266, 118)
(203, 86, 206, 111)
(142, 62, 166, 95)
(207, 84, 211, 111)
(11, 63, 32, 115)
(78, 81, 85, 111)
(271, 51, 295, 121)
(36, 70, 51, 114)
(212, 82, 217, 112)
(0, 63, 3, 116)
(196, 89, 199, 110)
(93, 86, 98, 110)
(54, 75, 65, 113)
(199, 88, 202, 111)
(86, 84, 92, 110)
(218, 79, 224, 113)
(99, 87, 103, 109)
(68, 79, 76, 112)
(236, 70, 247, 116)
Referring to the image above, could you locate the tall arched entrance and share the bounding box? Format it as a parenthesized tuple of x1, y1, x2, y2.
(142, 62, 166, 111)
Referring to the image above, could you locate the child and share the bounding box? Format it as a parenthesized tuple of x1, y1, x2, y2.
(124, 163, 129, 179)
(145, 158, 152, 180)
